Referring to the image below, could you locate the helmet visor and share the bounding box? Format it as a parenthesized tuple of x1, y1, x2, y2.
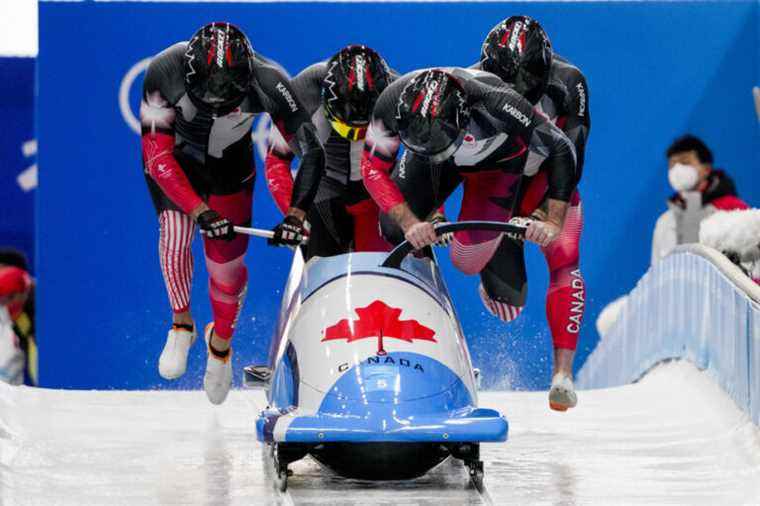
(401, 128, 465, 164)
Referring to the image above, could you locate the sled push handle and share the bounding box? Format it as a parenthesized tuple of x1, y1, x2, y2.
(233, 226, 275, 239)
(381, 220, 528, 269)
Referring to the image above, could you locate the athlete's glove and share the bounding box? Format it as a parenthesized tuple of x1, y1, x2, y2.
(197, 210, 235, 241)
(429, 212, 453, 246)
(506, 216, 532, 243)
(269, 215, 306, 246)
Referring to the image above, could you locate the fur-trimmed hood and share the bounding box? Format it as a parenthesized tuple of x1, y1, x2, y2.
(699, 209, 760, 260)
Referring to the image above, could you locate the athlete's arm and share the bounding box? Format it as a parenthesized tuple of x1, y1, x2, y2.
(559, 69, 590, 182)
(263, 62, 328, 216)
(534, 118, 577, 235)
(140, 53, 205, 218)
(473, 78, 576, 245)
(255, 59, 325, 220)
(361, 118, 405, 214)
(361, 119, 438, 249)
(361, 76, 414, 213)
(525, 118, 577, 245)
(264, 126, 295, 216)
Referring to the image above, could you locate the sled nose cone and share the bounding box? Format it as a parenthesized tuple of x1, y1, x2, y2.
(255, 351, 508, 444)
(323, 352, 471, 405)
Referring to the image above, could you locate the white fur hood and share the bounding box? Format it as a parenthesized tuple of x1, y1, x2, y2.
(699, 209, 760, 260)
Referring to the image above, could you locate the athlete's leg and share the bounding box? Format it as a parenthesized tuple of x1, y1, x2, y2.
(477, 237, 528, 321)
(158, 210, 196, 322)
(540, 192, 584, 376)
(345, 181, 391, 253)
(203, 185, 253, 353)
(147, 175, 197, 328)
(145, 172, 201, 380)
(450, 170, 521, 275)
(306, 188, 353, 259)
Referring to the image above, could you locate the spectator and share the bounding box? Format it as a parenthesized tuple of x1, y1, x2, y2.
(0, 248, 36, 385)
(651, 135, 749, 264)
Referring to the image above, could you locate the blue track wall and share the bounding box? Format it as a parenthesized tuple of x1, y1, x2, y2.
(37, 1, 759, 389)
(0, 57, 35, 269)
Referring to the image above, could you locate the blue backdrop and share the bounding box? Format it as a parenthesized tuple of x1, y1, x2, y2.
(37, 0, 760, 390)
(0, 57, 36, 270)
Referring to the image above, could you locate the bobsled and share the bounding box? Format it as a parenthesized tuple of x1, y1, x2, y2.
(244, 221, 524, 491)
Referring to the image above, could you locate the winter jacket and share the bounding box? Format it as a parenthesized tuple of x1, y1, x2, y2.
(651, 170, 748, 264)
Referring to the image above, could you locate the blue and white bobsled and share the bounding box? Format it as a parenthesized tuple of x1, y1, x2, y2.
(245, 222, 523, 489)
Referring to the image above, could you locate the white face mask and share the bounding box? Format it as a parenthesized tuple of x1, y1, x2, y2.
(668, 163, 700, 192)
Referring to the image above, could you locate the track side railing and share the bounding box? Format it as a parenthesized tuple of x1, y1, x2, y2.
(577, 244, 760, 425)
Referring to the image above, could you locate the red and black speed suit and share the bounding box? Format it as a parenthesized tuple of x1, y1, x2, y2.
(265, 61, 391, 259)
(362, 68, 579, 347)
(475, 54, 591, 351)
(141, 43, 324, 341)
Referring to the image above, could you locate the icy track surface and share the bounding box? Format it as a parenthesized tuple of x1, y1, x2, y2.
(2, 361, 760, 506)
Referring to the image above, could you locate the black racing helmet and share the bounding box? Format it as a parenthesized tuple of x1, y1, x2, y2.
(480, 16, 552, 104)
(184, 22, 254, 113)
(396, 70, 470, 163)
(322, 45, 391, 141)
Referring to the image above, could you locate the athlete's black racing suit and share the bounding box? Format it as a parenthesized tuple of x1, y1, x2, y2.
(140, 42, 324, 339)
(361, 68, 577, 323)
(265, 61, 393, 259)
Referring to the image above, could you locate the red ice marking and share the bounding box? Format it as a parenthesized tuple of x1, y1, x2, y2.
(322, 300, 436, 355)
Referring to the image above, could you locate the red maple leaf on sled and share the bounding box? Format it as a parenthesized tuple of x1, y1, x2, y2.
(322, 300, 436, 356)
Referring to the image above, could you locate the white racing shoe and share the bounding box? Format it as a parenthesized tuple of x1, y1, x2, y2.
(549, 373, 578, 412)
(158, 323, 197, 380)
(203, 323, 232, 405)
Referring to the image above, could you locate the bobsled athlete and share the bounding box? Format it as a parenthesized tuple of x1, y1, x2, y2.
(476, 16, 590, 410)
(140, 22, 324, 404)
(362, 67, 580, 411)
(265, 45, 393, 259)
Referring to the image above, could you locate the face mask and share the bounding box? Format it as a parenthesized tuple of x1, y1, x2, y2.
(668, 163, 699, 192)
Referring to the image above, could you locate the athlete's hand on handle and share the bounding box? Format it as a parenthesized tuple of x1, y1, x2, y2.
(429, 212, 453, 246)
(196, 210, 236, 241)
(269, 215, 307, 246)
(404, 221, 438, 250)
(390, 202, 438, 250)
(525, 220, 560, 247)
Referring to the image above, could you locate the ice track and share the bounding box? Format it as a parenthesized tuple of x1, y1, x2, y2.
(2, 361, 760, 506)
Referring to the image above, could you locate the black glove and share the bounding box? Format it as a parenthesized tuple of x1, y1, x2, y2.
(197, 210, 235, 241)
(269, 215, 306, 246)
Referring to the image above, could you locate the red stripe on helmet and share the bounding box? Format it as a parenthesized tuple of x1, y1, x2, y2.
(411, 90, 425, 113)
(348, 66, 356, 90)
(499, 29, 511, 47)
